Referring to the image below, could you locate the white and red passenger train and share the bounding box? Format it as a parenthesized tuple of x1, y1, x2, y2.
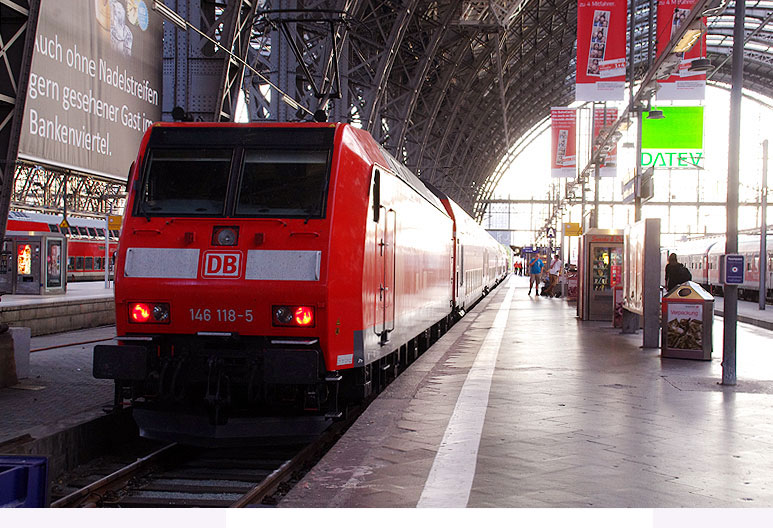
(93, 122, 509, 442)
(668, 234, 773, 302)
(6, 211, 119, 282)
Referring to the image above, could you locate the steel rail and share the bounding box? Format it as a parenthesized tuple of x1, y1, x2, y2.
(50, 443, 178, 508)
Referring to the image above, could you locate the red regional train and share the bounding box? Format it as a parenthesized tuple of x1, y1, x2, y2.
(93, 122, 508, 443)
(6, 211, 119, 282)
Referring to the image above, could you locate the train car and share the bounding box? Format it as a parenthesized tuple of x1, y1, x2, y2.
(93, 122, 505, 443)
(6, 211, 119, 281)
(430, 188, 507, 312)
(674, 234, 772, 302)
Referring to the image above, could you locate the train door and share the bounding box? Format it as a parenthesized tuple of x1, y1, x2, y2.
(373, 168, 396, 345)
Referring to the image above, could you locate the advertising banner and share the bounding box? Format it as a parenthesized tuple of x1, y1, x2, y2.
(641, 106, 704, 169)
(656, 0, 706, 100)
(576, 0, 627, 101)
(551, 107, 577, 178)
(19, 0, 163, 180)
(593, 106, 618, 178)
(665, 303, 703, 350)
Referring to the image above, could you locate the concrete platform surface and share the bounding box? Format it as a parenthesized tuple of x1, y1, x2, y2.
(0, 325, 116, 446)
(282, 275, 773, 508)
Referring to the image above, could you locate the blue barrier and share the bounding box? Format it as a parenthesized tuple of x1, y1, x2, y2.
(0, 456, 48, 507)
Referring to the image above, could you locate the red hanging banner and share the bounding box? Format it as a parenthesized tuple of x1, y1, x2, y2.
(656, 0, 706, 100)
(593, 107, 619, 178)
(551, 107, 577, 178)
(576, 0, 627, 101)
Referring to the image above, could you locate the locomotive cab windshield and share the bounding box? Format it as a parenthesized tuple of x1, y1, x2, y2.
(136, 126, 334, 219)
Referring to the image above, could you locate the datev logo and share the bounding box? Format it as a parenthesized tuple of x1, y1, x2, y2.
(202, 251, 242, 278)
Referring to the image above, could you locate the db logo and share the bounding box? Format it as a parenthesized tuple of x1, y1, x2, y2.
(202, 251, 242, 278)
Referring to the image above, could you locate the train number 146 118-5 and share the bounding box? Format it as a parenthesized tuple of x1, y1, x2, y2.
(190, 308, 253, 322)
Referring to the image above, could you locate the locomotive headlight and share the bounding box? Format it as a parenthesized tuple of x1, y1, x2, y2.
(213, 226, 239, 246)
(272, 305, 315, 327)
(153, 304, 170, 322)
(274, 306, 294, 325)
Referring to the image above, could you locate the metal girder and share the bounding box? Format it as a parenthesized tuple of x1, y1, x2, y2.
(0, 0, 38, 241)
(215, 0, 260, 121)
(12, 163, 126, 218)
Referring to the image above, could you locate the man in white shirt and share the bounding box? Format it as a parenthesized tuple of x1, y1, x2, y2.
(543, 255, 562, 297)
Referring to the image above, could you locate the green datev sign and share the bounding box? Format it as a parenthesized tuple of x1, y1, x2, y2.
(641, 107, 704, 170)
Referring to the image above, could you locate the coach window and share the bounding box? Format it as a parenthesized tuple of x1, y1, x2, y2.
(67, 257, 74, 271)
(48, 224, 59, 233)
(138, 148, 232, 216)
(85, 257, 94, 270)
(87, 228, 98, 238)
(78, 227, 89, 237)
(76, 256, 84, 270)
(236, 150, 330, 218)
(96, 228, 105, 237)
(96, 257, 103, 270)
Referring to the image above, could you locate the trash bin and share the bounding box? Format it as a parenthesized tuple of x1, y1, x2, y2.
(661, 281, 714, 360)
(0, 456, 48, 507)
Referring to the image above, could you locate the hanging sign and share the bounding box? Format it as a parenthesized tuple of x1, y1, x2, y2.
(656, 0, 707, 100)
(641, 106, 704, 169)
(551, 107, 577, 178)
(593, 107, 619, 178)
(575, 0, 627, 101)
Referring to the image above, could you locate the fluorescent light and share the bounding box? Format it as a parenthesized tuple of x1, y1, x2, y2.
(282, 94, 300, 110)
(153, 1, 188, 31)
(673, 23, 704, 53)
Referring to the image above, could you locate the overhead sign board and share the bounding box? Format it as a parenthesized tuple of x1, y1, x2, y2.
(18, 0, 163, 180)
(641, 107, 704, 170)
(564, 223, 582, 236)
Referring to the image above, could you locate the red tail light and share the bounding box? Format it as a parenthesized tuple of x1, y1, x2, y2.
(272, 305, 315, 327)
(294, 306, 314, 326)
(129, 302, 170, 324)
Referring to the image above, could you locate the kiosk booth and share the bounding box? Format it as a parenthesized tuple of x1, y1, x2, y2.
(578, 229, 623, 321)
(0, 232, 67, 295)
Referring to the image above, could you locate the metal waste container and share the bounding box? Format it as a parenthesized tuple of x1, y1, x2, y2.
(0, 456, 48, 507)
(661, 281, 714, 360)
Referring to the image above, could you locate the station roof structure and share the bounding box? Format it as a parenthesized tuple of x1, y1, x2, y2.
(237, 0, 771, 219)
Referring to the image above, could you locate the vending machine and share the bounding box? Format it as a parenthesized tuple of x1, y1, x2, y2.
(578, 229, 624, 321)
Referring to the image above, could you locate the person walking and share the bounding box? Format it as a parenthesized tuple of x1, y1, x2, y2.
(543, 254, 563, 297)
(528, 254, 544, 295)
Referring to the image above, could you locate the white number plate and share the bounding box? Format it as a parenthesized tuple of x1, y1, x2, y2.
(189, 308, 253, 323)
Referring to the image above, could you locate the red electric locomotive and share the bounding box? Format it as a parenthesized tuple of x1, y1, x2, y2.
(94, 122, 506, 443)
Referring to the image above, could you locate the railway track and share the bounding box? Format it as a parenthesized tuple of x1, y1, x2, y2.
(51, 418, 352, 507)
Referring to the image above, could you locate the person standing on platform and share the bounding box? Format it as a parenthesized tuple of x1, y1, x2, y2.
(528, 254, 544, 295)
(665, 253, 691, 291)
(543, 254, 563, 297)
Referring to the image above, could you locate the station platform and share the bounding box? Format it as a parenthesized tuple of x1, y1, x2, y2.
(282, 275, 773, 507)
(1, 275, 772, 507)
(0, 282, 115, 336)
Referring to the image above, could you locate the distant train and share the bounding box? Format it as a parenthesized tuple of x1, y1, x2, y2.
(93, 122, 509, 443)
(669, 234, 772, 302)
(6, 211, 119, 282)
